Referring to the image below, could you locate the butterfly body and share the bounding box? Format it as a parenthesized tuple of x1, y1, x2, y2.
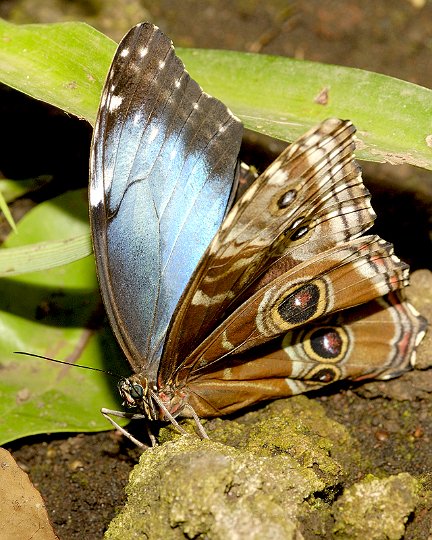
(90, 23, 426, 434)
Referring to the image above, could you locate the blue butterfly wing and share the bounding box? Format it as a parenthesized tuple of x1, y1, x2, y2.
(90, 23, 243, 381)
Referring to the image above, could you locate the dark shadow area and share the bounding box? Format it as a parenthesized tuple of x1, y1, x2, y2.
(0, 83, 91, 190)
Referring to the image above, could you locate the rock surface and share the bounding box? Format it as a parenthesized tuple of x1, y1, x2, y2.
(105, 397, 431, 539)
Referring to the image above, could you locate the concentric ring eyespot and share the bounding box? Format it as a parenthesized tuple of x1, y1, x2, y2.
(305, 365, 341, 385)
(290, 224, 310, 241)
(277, 189, 297, 209)
(303, 326, 349, 363)
(281, 216, 313, 243)
(272, 279, 329, 330)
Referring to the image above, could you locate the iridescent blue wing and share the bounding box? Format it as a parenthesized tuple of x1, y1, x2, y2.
(90, 23, 243, 382)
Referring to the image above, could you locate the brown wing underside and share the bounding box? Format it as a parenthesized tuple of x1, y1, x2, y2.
(161, 119, 376, 382)
(185, 293, 426, 417)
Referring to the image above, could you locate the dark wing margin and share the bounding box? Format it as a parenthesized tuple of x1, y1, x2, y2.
(89, 22, 243, 381)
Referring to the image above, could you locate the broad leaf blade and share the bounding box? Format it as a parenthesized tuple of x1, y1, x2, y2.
(0, 19, 114, 123)
(185, 50, 432, 169)
(0, 234, 92, 276)
(0, 190, 126, 445)
(0, 19, 431, 169)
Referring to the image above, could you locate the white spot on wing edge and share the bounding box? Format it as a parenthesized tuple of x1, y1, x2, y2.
(415, 329, 426, 347)
(202, 89, 240, 123)
(90, 164, 113, 208)
(120, 48, 129, 58)
(109, 95, 123, 112)
(89, 166, 104, 207)
(407, 302, 421, 318)
(93, 120, 100, 139)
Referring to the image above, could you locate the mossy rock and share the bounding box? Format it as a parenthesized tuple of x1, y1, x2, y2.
(106, 397, 358, 539)
(105, 397, 430, 539)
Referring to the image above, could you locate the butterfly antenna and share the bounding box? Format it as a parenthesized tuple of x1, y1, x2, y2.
(14, 351, 123, 380)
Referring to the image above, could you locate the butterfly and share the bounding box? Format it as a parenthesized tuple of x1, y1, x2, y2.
(89, 22, 427, 445)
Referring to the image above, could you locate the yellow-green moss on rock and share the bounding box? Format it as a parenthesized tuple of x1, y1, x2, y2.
(106, 397, 360, 539)
(105, 397, 427, 539)
(105, 435, 328, 539)
(332, 473, 420, 540)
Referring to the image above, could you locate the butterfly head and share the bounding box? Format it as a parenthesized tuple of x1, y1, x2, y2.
(118, 375, 157, 419)
(118, 375, 189, 421)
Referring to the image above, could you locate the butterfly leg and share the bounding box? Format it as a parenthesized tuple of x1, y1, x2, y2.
(183, 404, 209, 439)
(149, 390, 190, 436)
(150, 391, 209, 439)
(101, 407, 152, 448)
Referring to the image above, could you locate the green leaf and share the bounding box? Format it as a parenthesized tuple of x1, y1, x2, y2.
(0, 190, 127, 445)
(0, 234, 92, 276)
(0, 19, 115, 124)
(0, 173, 90, 276)
(0, 190, 16, 233)
(0, 19, 431, 169)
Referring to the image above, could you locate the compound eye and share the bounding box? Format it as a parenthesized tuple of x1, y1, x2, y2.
(130, 382, 144, 399)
